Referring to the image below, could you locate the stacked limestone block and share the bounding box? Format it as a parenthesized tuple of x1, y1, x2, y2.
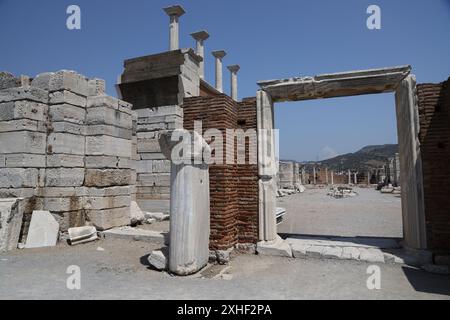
(83, 94, 134, 230)
(31, 71, 89, 231)
(135, 106, 183, 200)
(0, 73, 47, 233)
(0, 70, 134, 236)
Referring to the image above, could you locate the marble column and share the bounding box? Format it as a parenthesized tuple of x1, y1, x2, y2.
(159, 130, 211, 276)
(313, 167, 316, 185)
(212, 50, 227, 93)
(354, 172, 358, 185)
(325, 167, 329, 185)
(227, 65, 240, 101)
(331, 170, 334, 185)
(163, 5, 186, 51)
(190, 30, 210, 79)
(348, 170, 352, 185)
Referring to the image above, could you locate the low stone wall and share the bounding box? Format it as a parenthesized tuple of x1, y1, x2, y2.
(0, 71, 134, 238)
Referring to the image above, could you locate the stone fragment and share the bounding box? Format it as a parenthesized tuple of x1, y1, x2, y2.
(257, 236, 293, 257)
(68, 226, 98, 245)
(322, 246, 343, 259)
(144, 211, 169, 222)
(148, 250, 168, 271)
(85, 207, 130, 231)
(359, 248, 385, 263)
(25, 211, 59, 249)
(102, 226, 165, 243)
(342, 247, 361, 260)
(0, 198, 23, 252)
(130, 201, 145, 225)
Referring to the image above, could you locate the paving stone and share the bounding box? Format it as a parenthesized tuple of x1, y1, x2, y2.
(342, 247, 361, 260)
(359, 248, 385, 263)
(322, 246, 343, 259)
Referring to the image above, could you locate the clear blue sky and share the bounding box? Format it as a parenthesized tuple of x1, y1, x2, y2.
(1, 0, 449, 161)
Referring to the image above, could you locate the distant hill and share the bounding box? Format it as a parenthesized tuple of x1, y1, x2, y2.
(310, 144, 398, 171)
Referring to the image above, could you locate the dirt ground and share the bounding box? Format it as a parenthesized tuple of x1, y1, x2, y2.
(277, 186, 403, 238)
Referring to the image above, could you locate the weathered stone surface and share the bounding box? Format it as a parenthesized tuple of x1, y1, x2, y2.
(86, 207, 130, 231)
(68, 226, 98, 245)
(1, 154, 46, 168)
(342, 247, 361, 260)
(0, 131, 46, 154)
(45, 168, 85, 187)
(0, 72, 21, 90)
(25, 211, 59, 249)
(258, 66, 411, 102)
(148, 250, 168, 270)
(322, 247, 343, 259)
(0, 198, 24, 252)
(49, 90, 86, 107)
(84, 169, 131, 187)
(86, 107, 132, 129)
(87, 79, 105, 96)
(359, 248, 385, 263)
(32, 71, 89, 96)
(84, 195, 130, 210)
(49, 104, 85, 124)
(0, 168, 38, 188)
(85, 156, 131, 169)
(102, 226, 165, 243)
(85, 186, 131, 197)
(0, 119, 46, 133)
(0, 86, 48, 103)
(46, 154, 85, 168)
(85, 136, 131, 158)
(84, 125, 132, 139)
(36, 196, 84, 212)
(47, 133, 85, 155)
(257, 236, 293, 257)
(130, 201, 145, 225)
(159, 131, 211, 276)
(0, 101, 47, 121)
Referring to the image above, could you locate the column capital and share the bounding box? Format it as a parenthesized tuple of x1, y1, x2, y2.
(227, 65, 240, 73)
(212, 50, 227, 59)
(191, 30, 210, 41)
(163, 5, 186, 17)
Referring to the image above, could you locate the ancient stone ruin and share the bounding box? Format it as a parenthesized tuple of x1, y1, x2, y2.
(1, 4, 450, 274)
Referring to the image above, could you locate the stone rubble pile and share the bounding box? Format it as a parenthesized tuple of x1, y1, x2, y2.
(327, 186, 358, 198)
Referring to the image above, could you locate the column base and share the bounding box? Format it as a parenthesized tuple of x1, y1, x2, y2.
(256, 235, 292, 257)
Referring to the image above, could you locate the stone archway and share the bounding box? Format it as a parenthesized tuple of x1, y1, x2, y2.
(256, 66, 427, 251)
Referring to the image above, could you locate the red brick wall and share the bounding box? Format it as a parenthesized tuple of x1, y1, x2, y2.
(237, 97, 259, 244)
(417, 78, 450, 252)
(183, 95, 258, 250)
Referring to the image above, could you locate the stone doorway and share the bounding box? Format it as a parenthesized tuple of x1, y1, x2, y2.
(256, 66, 427, 252)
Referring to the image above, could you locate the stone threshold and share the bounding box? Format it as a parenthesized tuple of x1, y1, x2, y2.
(100, 226, 169, 245)
(257, 235, 432, 267)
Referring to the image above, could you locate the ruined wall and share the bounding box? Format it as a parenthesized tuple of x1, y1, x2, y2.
(183, 95, 259, 250)
(236, 97, 259, 246)
(417, 78, 450, 252)
(134, 106, 182, 200)
(0, 71, 133, 237)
